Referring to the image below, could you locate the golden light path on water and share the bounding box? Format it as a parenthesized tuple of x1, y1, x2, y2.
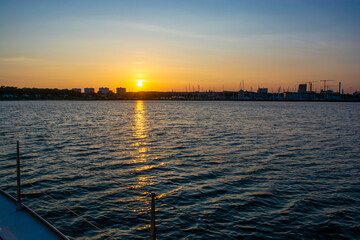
(133, 100, 147, 141)
(131, 101, 153, 216)
(130, 101, 182, 218)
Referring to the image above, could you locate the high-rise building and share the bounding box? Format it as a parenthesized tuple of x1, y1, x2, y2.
(84, 88, 95, 94)
(116, 87, 126, 95)
(99, 87, 109, 95)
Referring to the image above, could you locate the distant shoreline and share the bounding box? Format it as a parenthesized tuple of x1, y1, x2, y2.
(1, 86, 359, 102)
(1, 99, 359, 102)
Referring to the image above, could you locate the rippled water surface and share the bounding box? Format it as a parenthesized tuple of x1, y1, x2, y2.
(1, 101, 359, 239)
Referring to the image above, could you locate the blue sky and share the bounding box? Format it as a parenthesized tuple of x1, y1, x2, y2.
(1, 0, 359, 92)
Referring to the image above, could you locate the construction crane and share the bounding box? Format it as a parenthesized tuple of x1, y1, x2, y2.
(320, 80, 335, 91)
(305, 81, 317, 92)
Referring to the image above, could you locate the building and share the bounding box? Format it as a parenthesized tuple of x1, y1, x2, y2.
(238, 89, 245, 99)
(99, 87, 109, 95)
(284, 91, 316, 100)
(116, 87, 126, 95)
(321, 90, 341, 100)
(71, 88, 81, 93)
(298, 84, 307, 93)
(257, 88, 268, 99)
(84, 88, 95, 94)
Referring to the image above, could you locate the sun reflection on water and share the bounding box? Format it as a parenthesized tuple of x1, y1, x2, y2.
(134, 100, 147, 140)
(135, 162, 165, 172)
(131, 101, 149, 164)
(131, 101, 154, 205)
(130, 101, 171, 214)
(132, 176, 153, 189)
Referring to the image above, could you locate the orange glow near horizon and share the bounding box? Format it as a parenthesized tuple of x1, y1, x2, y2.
(0, 46, 358, 93)
(0, 54, 358, 93)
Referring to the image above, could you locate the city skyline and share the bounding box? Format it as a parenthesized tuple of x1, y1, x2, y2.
(67, 81, 348, 94)
(1, 0, 360, 93)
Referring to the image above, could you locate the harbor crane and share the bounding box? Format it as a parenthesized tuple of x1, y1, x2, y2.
(305, 81, 317, 92)
(320, 80, 335, 91)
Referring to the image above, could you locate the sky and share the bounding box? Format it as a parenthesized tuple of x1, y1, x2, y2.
(1, 0, 360, 93)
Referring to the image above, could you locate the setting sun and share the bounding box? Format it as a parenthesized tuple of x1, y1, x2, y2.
(137, 80, 143, 87)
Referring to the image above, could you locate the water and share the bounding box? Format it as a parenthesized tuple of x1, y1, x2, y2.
(0, 101, 359, 239)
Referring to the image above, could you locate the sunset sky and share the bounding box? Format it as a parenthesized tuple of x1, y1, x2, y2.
(1, 0, 359, 93)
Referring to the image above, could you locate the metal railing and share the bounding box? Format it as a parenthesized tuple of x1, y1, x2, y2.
(16, 141, 22, 210)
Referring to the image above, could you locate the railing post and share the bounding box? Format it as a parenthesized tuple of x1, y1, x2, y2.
(150, 193, 156, 240)
(16, 141, 22, 210)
